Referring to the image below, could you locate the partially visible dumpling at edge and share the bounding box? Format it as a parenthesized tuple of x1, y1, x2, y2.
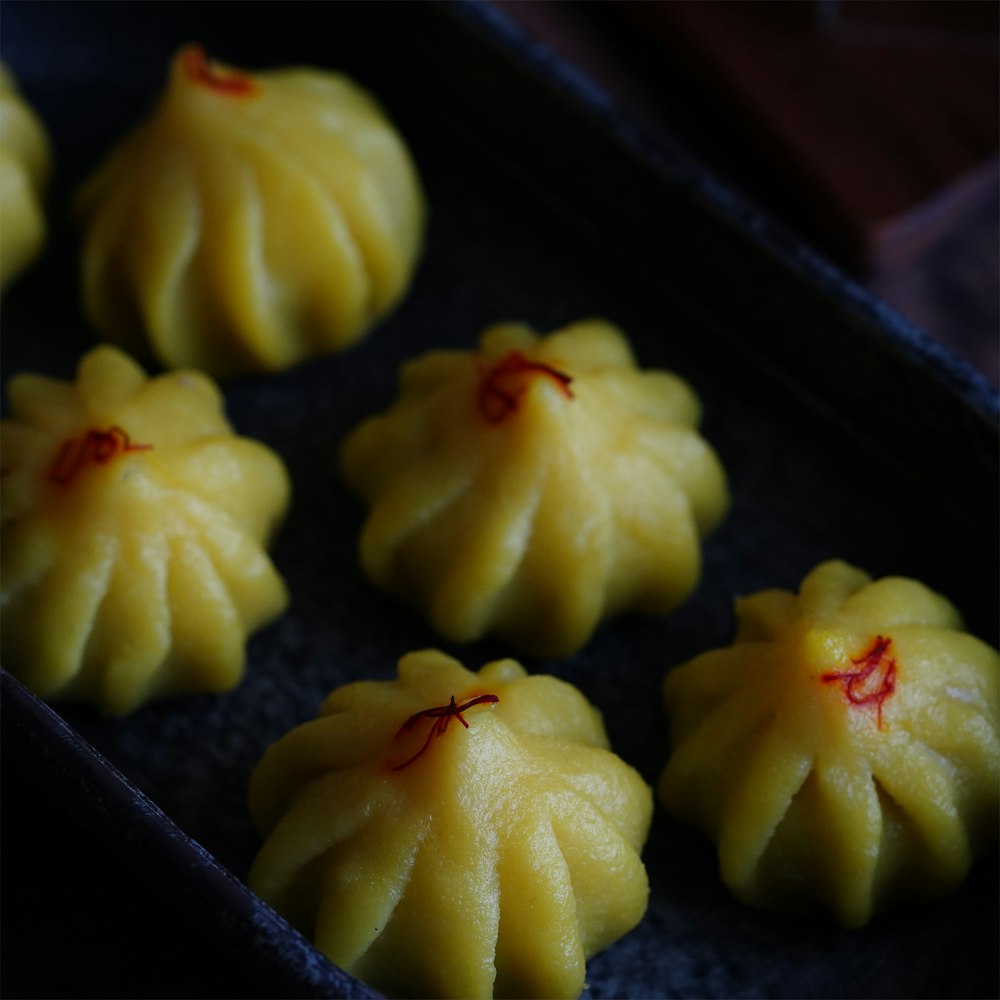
(248, 648, 653, 1000)
(0, 63, 51, 292)
(0, 344, 291, 714)
(76, 44, 425, 377)
(659, 559, 1000, 927)
(340, 318, 730, 658)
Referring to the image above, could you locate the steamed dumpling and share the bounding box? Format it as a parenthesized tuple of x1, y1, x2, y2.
(659, 559, 1000, 927)
(340, 319, 730, 658)
(0, 63, 51, 291)
(76, 44, 425, 376)
(1, 345, 290, 714)
(248, 648, 653, 999)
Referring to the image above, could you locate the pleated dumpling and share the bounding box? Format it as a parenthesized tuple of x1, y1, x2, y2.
(1, 345, 291, 714)
(76, 44, 425, 376)
(340, 319, 730, 658)
(0, 63, 51, 291)
(248, 649, 653, 1000)
(659, 559, 1000, 927)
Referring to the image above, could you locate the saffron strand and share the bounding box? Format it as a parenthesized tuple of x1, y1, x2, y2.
(392, 693, 499, 770)
(821, 635, 898, 729)
(475, 351, 573, 423)
(49, 426, 152, 485)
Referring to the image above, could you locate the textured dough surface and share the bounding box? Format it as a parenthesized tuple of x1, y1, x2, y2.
(341, 319, 730, 657)
(1, 345, 290, 714)
(249, 649, 653, 999)
(660, 559, 1000, 927)
(76, 45, 425, 376)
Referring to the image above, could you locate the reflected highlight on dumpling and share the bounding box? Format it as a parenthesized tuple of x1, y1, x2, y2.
(341, 319, 730, 658)
(76, 45, 425, 376)
(1, 345, 291, 714)
(248, 649, 653, 999)
(659, 559, 1000, 927)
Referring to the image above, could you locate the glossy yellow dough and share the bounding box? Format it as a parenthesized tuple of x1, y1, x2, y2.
(1, 345, 291, 714)
(659, 559, 1000, 927)
(341, 319, 730, 657)
(76, 45, 425, 376)
(0, 63, 51, 292)
(248, 649, 653, 999)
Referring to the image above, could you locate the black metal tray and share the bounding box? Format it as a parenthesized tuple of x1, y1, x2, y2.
(3, 2, 997, 998)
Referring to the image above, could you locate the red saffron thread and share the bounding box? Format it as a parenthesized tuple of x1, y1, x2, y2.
(391, 693, 499, 771)
(182, 45, 257, 97)
(820, 635, 898, 729)
(475, 350, 574, 423)
(49, 426, 152, 485)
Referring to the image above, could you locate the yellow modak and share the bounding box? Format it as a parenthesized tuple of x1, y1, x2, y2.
(248, 648, 653, 1000)
(659, 559, 1000, 928)
(0, 63, 51, 292)
(1, 345, 291, 714)
(340, 319, 730, 658)
(76, 44, 425, 377)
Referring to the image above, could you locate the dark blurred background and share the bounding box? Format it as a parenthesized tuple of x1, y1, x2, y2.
(494, 0, 999, 387)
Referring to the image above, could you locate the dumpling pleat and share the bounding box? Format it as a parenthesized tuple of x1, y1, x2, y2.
(196, 144, 297, 370)
(733, 590, 799, 642)
(245, 112, 407, 315)
(396, 378, 547, 639)
(663, 648, 752, 735)
(267, 72, 423, 266)
(127, 150, 202, 362)
(428, 470, 542, 644)
(315, 803, 429, 972)
(635, 423, 729, 536)
(249, 770, 391, 917)
(605, 455, 700, 613)
(235, 131, 371, 357)
(810, 755, 883, 927)
(798, 560, 870, 616)
(547, 790, 648, 956)
(717, 729, 813, 892)
(507, 435, 611, 654)
(356, 808, 501, 1000)
(894, 629, 1000, 752)
(594, 368, 701, 429)
(175, 489, 287, 628)
(842, 577, 964, 631)
(164, 529, 245, 690)
(0, 510, 57, 601)
(6, 374, 84, 432)
(359, 460, 478, 587)
(495, 674, 608, 748)
(85, 523, 171, 714)
(867, 736, 971, 879)
(79, 145, 155, 352)
(536, 742, 650, 846)
(663, 686, 770, 797)
(541, 321, 636, 371)
(26, 524, 118, 695)
(249, 714, 372, 832)
(493, 809, 584, 1000)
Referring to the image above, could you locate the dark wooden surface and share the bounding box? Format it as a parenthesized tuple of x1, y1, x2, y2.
(625, 1, 998, 270)
(495, 0, 999, 386)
